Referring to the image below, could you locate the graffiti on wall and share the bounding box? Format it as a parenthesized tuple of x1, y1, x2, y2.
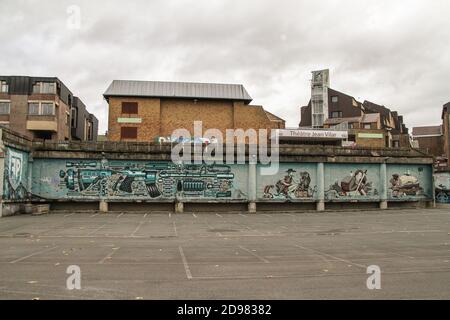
(387, 165, 431, 200)
(47, 159, 247, 200)
(434, 172, 450, 203)
(262, 169, 317, 199)
(3, 147, 29, 200)
(389, 172, 424, 198)
(325, 169, 378, 199)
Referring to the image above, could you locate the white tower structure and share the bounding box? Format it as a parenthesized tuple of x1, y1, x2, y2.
(311, 69, 330, 127)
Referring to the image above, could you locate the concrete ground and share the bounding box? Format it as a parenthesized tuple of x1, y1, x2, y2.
(0, 208, 450, 300)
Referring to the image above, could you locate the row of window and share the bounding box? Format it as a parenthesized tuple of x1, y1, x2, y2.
(33, 82, 57, 94)
(0, 81, 57, 94)
(28, 102, 55, 115)
(0, 101, 56, 115)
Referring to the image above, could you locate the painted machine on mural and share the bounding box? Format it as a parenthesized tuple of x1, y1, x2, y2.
(58, 160, 238, 199)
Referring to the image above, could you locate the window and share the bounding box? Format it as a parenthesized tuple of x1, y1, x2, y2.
(41, 102, 54, 115)
(121, 127, 138, 139)
(122, 102, 138, 114)
(28, 102, 40, 115)
(32, 82, 56, 94)
(331, 111, 343, 118)
(0, 81, 8, 93)
(71, 108, 78, 128)
(28, 102, 55, 115)
(86, 120, 94, 141)
(393, 140, 400, 148)
(348, 123, 354, 129)
(331, 96, 338, 103)
(363, 123, 372, 129)
(0, 102, 10, 114)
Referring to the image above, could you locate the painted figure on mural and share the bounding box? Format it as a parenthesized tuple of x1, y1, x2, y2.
(325, 169, 375, 199)
(3, 149, 29, 201)
(389, 172, 423, 197)
(263, 169, 316, 199)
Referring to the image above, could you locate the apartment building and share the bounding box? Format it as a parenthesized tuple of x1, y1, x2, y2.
(103, 80, 285, 142)
(299, 69, 410, 148)
(0, 76, 97, 141)
(443, 102, 450, 170)
(71, 97, 98, 141)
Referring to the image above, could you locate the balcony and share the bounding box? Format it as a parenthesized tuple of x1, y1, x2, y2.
(26, 115, 57, 132)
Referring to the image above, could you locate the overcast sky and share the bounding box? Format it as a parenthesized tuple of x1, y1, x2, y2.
(1, 0, 449, 134)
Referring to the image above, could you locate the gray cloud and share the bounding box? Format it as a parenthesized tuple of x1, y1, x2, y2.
(1, 0, 449, 134)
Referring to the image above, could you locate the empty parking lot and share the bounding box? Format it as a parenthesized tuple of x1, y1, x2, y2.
(0, 208, 450, 299)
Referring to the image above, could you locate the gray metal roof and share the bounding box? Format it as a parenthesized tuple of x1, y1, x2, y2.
(103, 80, 252, 103)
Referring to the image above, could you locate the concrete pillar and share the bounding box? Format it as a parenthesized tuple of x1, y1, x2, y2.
(379, 162, 388, 210)
(175, 201, 184, 213)
(248, 202, 256, 213)
(316, 162, 325, 211)
(248, 158, 257, 213)
(99, 200, 108, 213)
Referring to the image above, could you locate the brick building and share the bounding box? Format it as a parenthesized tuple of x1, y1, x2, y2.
(412, 125, 444, 157)
(411, 102, 450, 171)
(441, 102, 450, 170)
(71, 97, 98, 141)
(299, 69, 410, 148)
(103, 80, 285, 142)
(0, 76, 97, 141)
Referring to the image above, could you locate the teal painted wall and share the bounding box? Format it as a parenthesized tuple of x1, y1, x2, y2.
(31, 159, 248, 201)
(28, 157, 434, 203)
(324, 163, 381, 201)
(386, 164, 432, 200)
(257, 163, 318, 200)
(435, 172, 450, 203)
(3, 147, 30, 201)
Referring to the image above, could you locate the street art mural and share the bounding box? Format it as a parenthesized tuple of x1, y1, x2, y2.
(434, 172, 450, 203)
(387, 165, 432, 200)
(31, 158, 248, 200)
(324, 164, 379, 200)
(257, 164, 318, 200)
(3, 147, 30, 201)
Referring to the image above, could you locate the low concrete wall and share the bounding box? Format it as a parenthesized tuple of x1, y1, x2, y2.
(0, 128, 435, 215)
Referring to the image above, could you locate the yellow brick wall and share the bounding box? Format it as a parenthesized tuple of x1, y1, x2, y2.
(107, 97, 284, 142)
(160, 99, 234, 138)
(108, 97, 161, 142)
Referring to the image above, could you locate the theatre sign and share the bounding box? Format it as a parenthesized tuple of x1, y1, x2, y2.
(273, 129, 348, 141)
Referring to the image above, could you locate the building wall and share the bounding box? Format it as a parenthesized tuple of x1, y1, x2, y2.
(443, 107, 450, 169)
(414, 136, 444, 157)
(107, 97, 283, 142)
(349, 129, 387, 148)
(2, 94, 70, 141)
(160, 99, 234, 137)
(108, 97, 161, 141)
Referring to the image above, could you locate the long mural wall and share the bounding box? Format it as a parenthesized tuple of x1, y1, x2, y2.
(0, 144, 435, 204)
(28, 157, 434, 203)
